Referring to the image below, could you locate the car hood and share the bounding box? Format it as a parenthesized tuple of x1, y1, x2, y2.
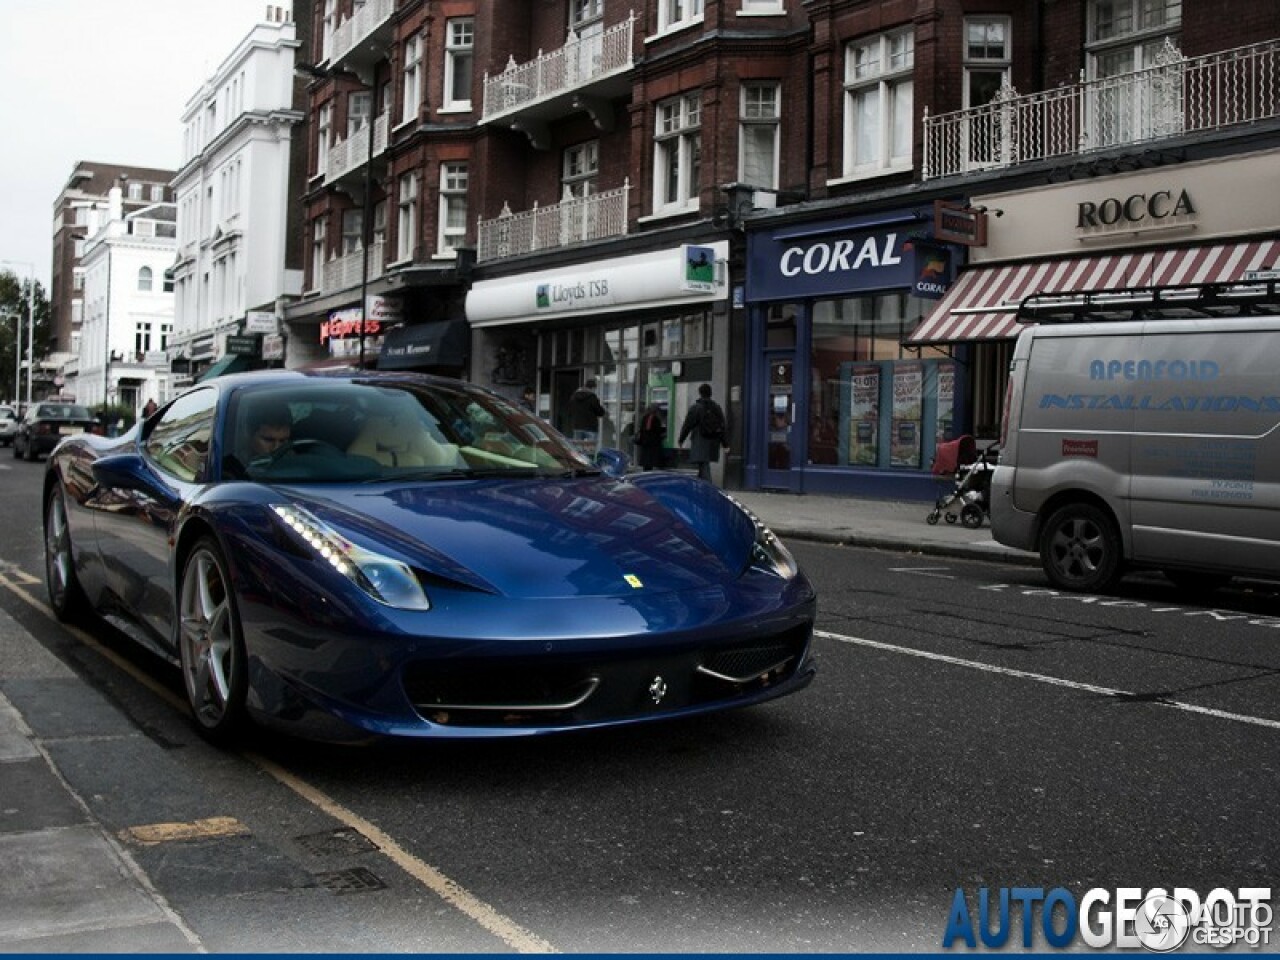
(282, 476, 756, 600)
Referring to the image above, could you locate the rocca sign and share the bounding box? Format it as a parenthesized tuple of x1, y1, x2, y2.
(1077, 188, 1195, 235)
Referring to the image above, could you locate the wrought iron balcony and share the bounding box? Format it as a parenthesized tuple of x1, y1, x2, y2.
(321, 241, 385, 294)
(924, 38, 1280, 180)
(481, 14, 635, 146)
(477, 181, 630, 262)
(329, 0, 394, 77)
(325, 113, 389, 186)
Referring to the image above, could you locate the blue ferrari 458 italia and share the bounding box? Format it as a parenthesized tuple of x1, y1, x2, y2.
(43, 371, 815, 742)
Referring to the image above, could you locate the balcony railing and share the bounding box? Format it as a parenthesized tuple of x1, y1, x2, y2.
(924, 38, 1280, 180)
(477, 181, 630, 262)
(321, 241, 385, 293)
(325, 113, 389, 184)
(482, 14, 635, 123)
(330, 0, 394, 67)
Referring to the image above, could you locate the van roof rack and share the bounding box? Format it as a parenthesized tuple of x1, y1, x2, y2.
(1016, 279, 1280, 324)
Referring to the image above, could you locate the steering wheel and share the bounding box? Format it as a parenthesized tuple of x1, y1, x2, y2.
(270, 438, 346, 461)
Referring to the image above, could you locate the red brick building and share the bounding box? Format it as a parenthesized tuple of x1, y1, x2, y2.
(282, 1, 1280, 495)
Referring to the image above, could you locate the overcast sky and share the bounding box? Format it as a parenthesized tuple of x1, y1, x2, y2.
(0, 0, 285, 290)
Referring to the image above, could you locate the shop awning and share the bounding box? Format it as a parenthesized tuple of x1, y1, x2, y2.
(377, 319, 469, 370)
(196, 354, 253, 382)
(907, 238, 1280, 344)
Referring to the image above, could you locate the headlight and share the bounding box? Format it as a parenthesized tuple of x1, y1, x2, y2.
(721, 493, 799, 580)
(271, 504, 431, 611)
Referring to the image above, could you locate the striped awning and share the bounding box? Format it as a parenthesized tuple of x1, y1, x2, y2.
(908, 238, 1280, 344)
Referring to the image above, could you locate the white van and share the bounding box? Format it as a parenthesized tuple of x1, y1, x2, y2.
(990, 281, 1280, 592)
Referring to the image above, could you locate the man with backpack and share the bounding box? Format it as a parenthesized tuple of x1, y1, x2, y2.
(678, 383, 728, 483)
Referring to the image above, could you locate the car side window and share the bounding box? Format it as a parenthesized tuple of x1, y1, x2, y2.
(144, 388, 217, 483)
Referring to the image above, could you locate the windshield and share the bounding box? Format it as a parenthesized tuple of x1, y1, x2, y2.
(226, 380, 597, 483)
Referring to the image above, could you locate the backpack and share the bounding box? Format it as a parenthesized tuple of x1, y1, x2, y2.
(699, 400, 726, 440)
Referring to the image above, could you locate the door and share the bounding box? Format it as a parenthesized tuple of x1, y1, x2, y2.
(762, 353, 799, 490)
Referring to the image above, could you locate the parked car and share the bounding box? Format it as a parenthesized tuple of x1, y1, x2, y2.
(43, 370, 817, 743)
(991, 280, 1280, 593)
(14, 401, 99, 462)
(0, 405, 16, 446)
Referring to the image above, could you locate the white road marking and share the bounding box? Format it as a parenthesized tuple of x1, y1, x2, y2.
(888, 566, 957, 580)
(816, 629, 1280, 732)
(0, 572, 558, 954)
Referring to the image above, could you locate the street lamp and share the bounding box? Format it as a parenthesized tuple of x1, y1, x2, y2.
(0, 259, 35, 408)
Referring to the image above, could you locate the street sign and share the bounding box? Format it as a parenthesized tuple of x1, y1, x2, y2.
(245, 311, 279, 335)
(226, 334, 262, 357)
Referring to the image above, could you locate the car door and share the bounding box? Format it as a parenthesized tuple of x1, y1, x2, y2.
(91, 389, 217, 649)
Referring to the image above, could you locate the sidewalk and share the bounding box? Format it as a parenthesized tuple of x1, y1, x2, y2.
(730, 488, 1039, 565)
(0, 489, 1033, 953)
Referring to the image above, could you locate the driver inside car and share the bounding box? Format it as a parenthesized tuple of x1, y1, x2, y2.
(246, 401, 293, 461)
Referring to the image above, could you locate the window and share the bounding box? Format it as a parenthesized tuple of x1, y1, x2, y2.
(128, 182, 143, 201)
(321, 0, 336, 59)
(317, 104, 331, 178)
(444, 19, 474, 111)
(658, 0, 704, 32)
(570, 0, 603, 29)
(137, 266, 153, 292)
(740, 0, 784, 12)
(739, 82, 780, 188)
(397, 173, 418, 262)
(311, 217, 326, 289)
(842, 29, 914, 178)
(145, 388, 216, 483)
(136, 321, 152, 354)
(150, 185, 164, 202)
(437, 163, 468, 256)
(653, 93, 701, 214)
(402, 35, 422, 125)
(962, 17, 1011, 166)
(348, 90, 371, 137)
(342, 209, 363, 256)
(562, 141, 599, 198)
(1086, 0, 1182, 146)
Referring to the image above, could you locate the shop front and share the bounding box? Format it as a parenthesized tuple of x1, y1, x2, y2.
(465, 242, 730, 469)
(744, 208, 961, 498)
(908, 149, 1280, 451)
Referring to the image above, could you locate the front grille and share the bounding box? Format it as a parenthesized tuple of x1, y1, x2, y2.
(401, 624, 812, 728)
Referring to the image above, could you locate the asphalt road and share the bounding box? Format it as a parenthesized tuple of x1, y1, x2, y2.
(0, 455, 1276, 953)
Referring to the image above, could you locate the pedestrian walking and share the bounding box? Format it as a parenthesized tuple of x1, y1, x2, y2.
(566, 378, 606, 450)
(633, 402, 667, 471)
(678, 383, 728, 483)
(141, 398, 158, 418)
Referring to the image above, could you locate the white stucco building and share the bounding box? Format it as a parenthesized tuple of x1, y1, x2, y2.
(76, 185, 177, 411)
(170, 8, 304, 382)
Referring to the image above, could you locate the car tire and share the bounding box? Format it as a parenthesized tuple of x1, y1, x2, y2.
(23, 438, 36, 462)
(1040, 502, 1123, 593)
(12, 437, 21, 459)
(45, 487, 89, 622)
(178, 537, 249, 744)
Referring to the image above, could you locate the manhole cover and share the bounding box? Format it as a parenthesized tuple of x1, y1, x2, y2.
(313, 867, 387, 894)
(295, 827, 379, 857)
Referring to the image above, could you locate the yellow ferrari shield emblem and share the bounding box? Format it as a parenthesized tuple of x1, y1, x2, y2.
(624, 574, 643, 589)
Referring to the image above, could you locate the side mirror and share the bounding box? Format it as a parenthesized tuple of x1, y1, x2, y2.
(594, 447, 629, 479)
(91, 453, 164, 496)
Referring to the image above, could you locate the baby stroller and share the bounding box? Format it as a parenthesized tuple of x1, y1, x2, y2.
(926, 435, 998, 528)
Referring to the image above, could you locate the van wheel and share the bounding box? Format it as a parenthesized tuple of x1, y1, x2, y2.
(1040, 503, 1122, 593)
(1163, 569, 1232, 593)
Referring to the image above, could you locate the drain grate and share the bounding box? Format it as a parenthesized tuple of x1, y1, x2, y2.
(294, 827, 379, 857)
(313, 866, 387, 894)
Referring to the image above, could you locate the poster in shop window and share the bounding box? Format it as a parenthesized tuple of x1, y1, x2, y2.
(890, 362, 923, 468)
(935, 362, 956, 445)
(847, 365, 880, 466)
